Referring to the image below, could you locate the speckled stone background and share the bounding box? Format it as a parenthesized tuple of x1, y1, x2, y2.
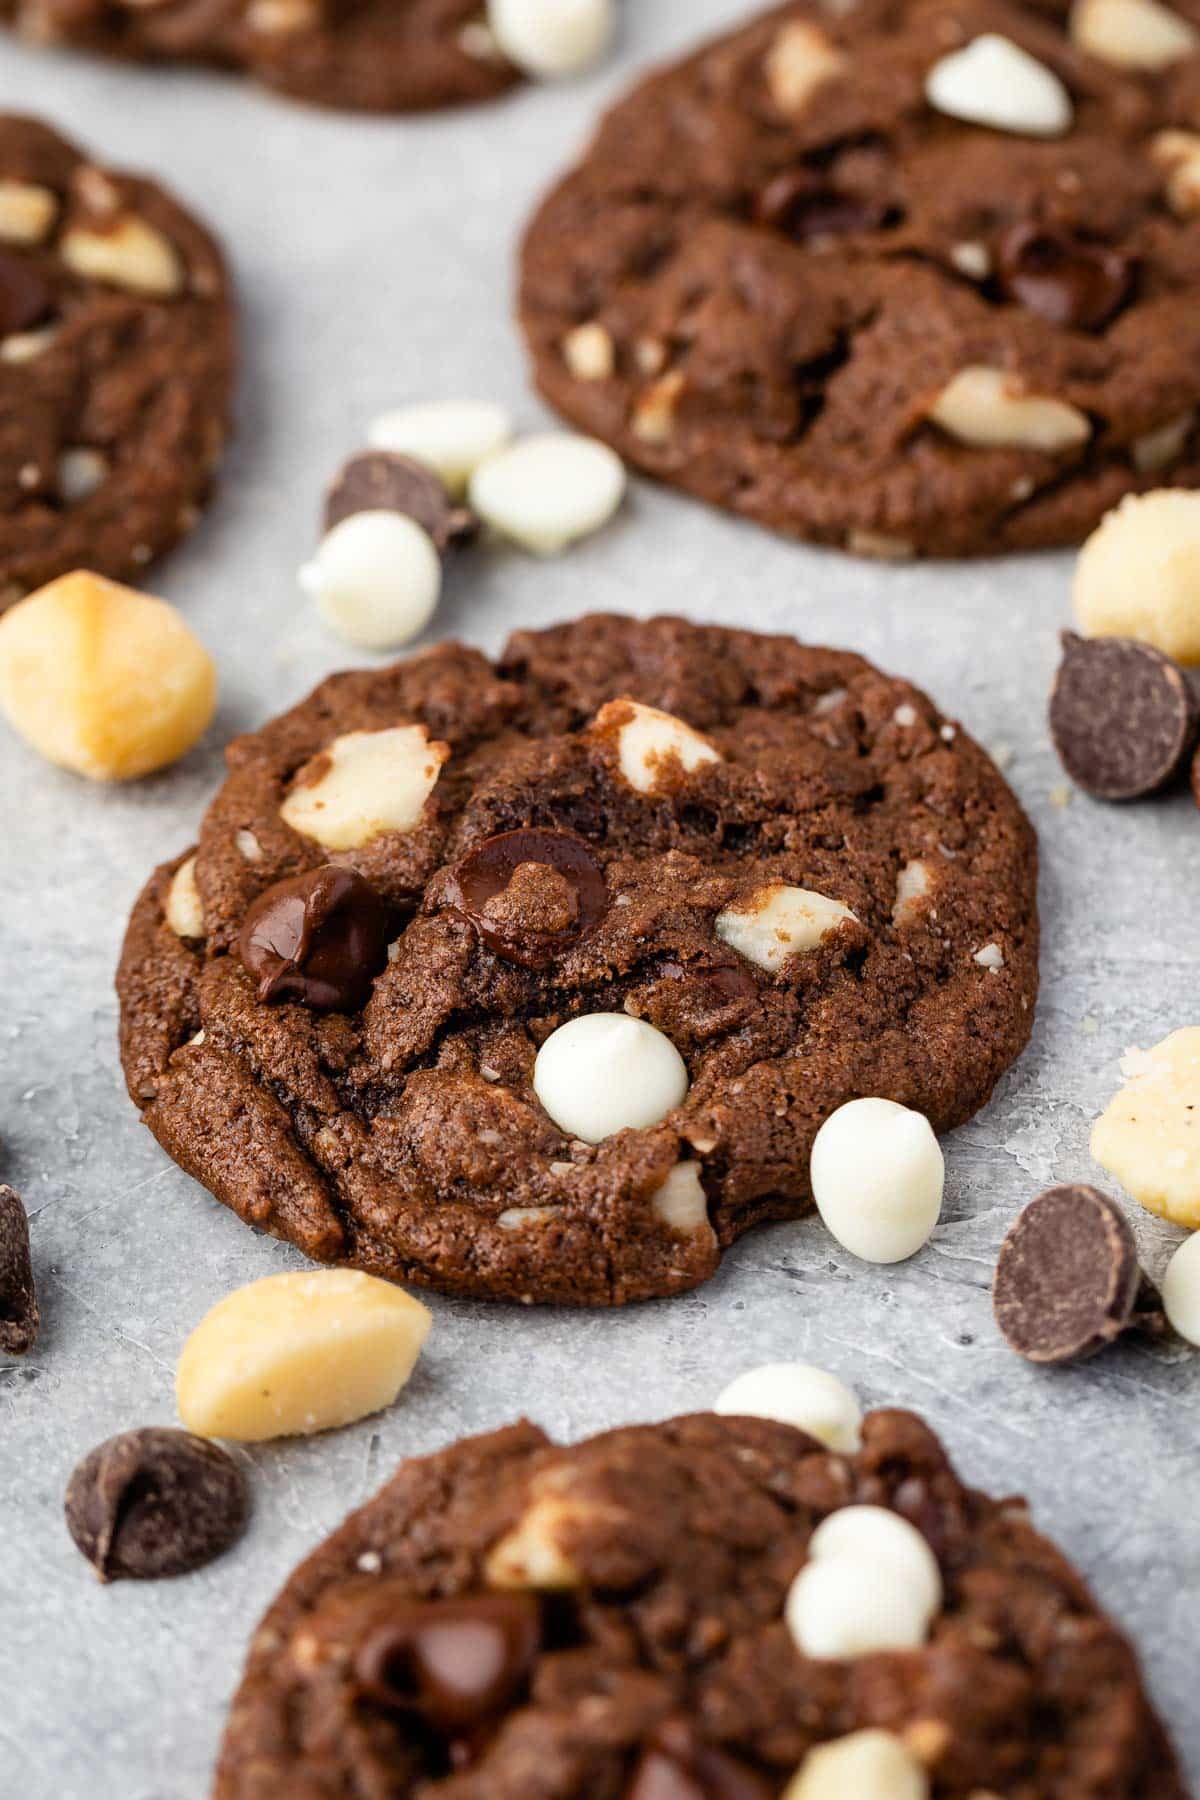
(1, 7, 1198, 1796)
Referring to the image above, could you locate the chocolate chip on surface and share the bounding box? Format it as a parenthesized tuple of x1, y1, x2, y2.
(238, 865, 391, 1012)
(0, 1184, 38, 1356)
(1049, 631, 1200, 800)
(448, 827, 607, 966)
(64, 1427, 248, 1581)
(996, 225, 1134, 330)
(355, 1593, 541, 1736)
(324, 450, 476, 552)
(993, 1183, 1163, 1363)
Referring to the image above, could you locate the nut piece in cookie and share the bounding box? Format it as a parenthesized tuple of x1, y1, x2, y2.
(0, 571, 216, 779)
(176, 1270, 432, 1441)
(927, 368, 1091, 453)
(993, 1184, 1164, 1362)
(785, 1730, 929, 1800)
(716, 885, 856, 973)
(590, 697, 721, 794)
(280, 726, 448, 849)
(1092, 1031, 1200, 1226)
(65, 1428, 247, 1581)
(1049, 632, 1200, 800)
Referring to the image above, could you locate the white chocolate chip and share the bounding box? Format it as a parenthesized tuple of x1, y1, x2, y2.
(764, 20, 847, 112)
(176, 1270, 431, 1442)
(811, 1098, 944, 1263)
(1074, 491, 1200, 664)
(469, 432, 626, 554)
(0, 571, 215, 781)
(974, 942, 1005, 972)
(165, 854, 205, 940)
(591, 698, 721, 796)
(0, 179, 58, 244)
(57, 447, 108, 504)
(716, 885, 856, 973)
(533, 1013, 689, 1143)
(367, 400, 511, 496)
(631, 370, 685, 444)
(1091, 1028, 1200, 1227)
(783, 1730, 930, 1800)
(925, 35, 1073, 137)
(1162, 1232, 1200, 1346)
(1070, 0, 1197, 67)
(1131, 411, 1195, 473)
(280, 726, 448, 851)
(299, 511, 442, 651)
(892, 859, 933, 927)
(61, 213, 183, 296)
(928, 367, 1091, 454)
(785, 1505, 942, 1660)
(949, 240, 992, 281)
(893, 704, 918, 728)
(1152, 131, 1200, 217)
(236, 827, 263, 862)
(485, 0, 614, 78)
(650, 1162, 711, 1235)
(715, 1363, 863, 1452)
(562, 321, 615, 382)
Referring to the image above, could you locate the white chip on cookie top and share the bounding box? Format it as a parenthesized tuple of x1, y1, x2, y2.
(650, 1162, 712, 1236)
(783, 1729, 930, 1799)
(785, 1505, 943, 1659)
(533, 1013, 689, 1143)
(591, 698, 721, 796)
(280, 726, 448, 851)
(165, 855, 205, 941)
(925, 35, 1073, 137)
(716, 885, 857, 973)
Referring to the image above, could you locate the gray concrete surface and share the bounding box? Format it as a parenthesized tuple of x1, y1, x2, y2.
(1, 6, 1197, 1795)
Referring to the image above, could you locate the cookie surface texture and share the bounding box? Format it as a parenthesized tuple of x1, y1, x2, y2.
(117, 615, 1039, 1305)
(0, 115, 235, 608)
(519, 0, 1200, 555)
(213, 1408, 1184, 1796)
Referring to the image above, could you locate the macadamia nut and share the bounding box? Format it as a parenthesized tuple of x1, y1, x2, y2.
(469, 433, 626, 554)
(61, 213, 183, 296)
(591, 699, 721, 795)
(299, 510, 442, 650)
(716, 885, 857, 973)
(783, 1731, 930, 1800)
(165, 856, 205, 941)
(176, 1270, 432, 1442)
(280, 726, 448, 850)
(715, 1364, 863, 1452)
(533, 1013, 689, 1142)
(764, 21, 847, 112)
(0, 571, 216, 781)
(811, 1098, 944, 1263)
(1070, 0, 1197, 68)
(0, 179, 58, 244)
(1074, 491, 1200, 666)
(928, 367, 1091, 453)
(1091, 1030, 1200, 1226)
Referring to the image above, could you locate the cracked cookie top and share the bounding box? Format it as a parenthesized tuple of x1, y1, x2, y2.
(520, 0, 1200, 556)
(213, 1408, 1183, 1796)
(0, 115, 234, 609)
(117, 615, 1038, 1305)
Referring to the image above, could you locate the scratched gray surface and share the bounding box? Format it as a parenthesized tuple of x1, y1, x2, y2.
(1, 6, 1197, 1795)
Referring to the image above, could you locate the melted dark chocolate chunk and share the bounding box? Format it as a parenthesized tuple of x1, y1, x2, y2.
(238, 866, 391, 1012)
(757, 169, 896, 240)
(448, 828, 607, 967)
(0, 249, 53, 337)
(996, 225, 1133, 331)
(627, 1721, 772, 1800)
(355, 1593, 541, 1736)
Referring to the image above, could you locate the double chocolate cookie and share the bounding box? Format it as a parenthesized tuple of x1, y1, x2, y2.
(117, 616, 1038, 1306)
(520, 0, 1200, 556)
(3, 1, 521, 113)
(0, 116, 235, 609)
(214, 1406, 1183, 1795)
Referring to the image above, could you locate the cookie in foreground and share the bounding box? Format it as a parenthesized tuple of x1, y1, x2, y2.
(520, 0, 1200, 556)
(214, 1405, 1183, 1796)
(0, 115, 235, 607)
(117, 615, 1038, 1305)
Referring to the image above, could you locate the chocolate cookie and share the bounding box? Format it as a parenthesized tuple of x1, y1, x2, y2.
(519, 0, 1200, 557)
(116, 616, 1038, 1306)
(0, 116, 235, 609)
(214, 1407, 1183, 1796)
(3, 1, 521, 113)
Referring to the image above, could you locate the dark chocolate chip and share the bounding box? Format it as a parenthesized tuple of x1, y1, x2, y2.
(627, 1721, 771, 1800)
(757, 169, 896, 241)
(0, 1185, 38, 1357)
(1049, 631, 1200, 801)
(993, 1183, 1164, 1365)
(239, 865, 391, 1012)
(1193, 738, 1200, 812)
(64, 1427, 248, 1581)
(355, 1593, 541, 1736)
(448, 829, 607, 968)
(996, 225, 1133, 331)
(0, 250, 53, 337)
(324, 452, 476, 553)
